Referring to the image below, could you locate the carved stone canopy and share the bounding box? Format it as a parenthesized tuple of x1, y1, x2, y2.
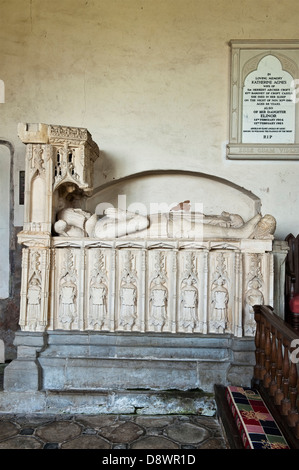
(18, 122, 99, 150)
(18, 122, 100, 193)
(17, 122, 100, 240)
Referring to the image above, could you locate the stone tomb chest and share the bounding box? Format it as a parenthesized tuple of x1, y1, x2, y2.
(2, 123, 286, 413)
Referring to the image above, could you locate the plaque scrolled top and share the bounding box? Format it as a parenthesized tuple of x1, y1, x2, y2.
(227, 40, 299, 160)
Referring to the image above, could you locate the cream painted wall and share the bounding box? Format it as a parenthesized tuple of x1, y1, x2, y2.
(1, 0, 299, 238)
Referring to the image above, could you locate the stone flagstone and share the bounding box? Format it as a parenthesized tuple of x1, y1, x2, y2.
(0, 413, 228, 449)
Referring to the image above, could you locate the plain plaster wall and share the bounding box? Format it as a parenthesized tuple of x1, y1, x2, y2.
(1, 0, 299, 241)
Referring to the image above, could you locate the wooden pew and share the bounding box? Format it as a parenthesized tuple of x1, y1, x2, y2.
(215, 305, 299, 449)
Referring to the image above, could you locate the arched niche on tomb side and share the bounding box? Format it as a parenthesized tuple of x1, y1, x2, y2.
(86, 169, 261, 222)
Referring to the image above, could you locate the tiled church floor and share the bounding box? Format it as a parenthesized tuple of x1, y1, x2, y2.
(0, 363, 228, 449)
(0, 413, 228, 449)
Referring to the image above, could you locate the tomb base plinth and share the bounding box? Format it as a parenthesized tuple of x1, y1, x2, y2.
(2, 330, 255, 414)
(3, 332, 47, 392)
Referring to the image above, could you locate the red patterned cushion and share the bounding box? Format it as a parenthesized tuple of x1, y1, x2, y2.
(226, 386, 290, 449)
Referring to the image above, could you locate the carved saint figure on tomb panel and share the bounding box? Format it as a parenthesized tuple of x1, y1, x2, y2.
(149, 276, 168, 332)
(180, 276, 198, 333)
(244, 278, 264, 336)
(119, 273, 137, 331)
(244, 254, 265, 336)
(27, 276, 41, 331)
(211, 276, 229, 333)
(59, 272, 77, 328)
(246, 278, 264, 311)
(58, 251, 78, 329)
(89, 274, 108, 330)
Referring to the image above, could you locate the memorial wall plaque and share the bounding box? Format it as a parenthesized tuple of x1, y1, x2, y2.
(227, 40, 299, 160)
(242, 55, 295, 144)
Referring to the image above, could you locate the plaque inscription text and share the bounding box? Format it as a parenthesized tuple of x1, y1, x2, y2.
(242, 55, 295, 144)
